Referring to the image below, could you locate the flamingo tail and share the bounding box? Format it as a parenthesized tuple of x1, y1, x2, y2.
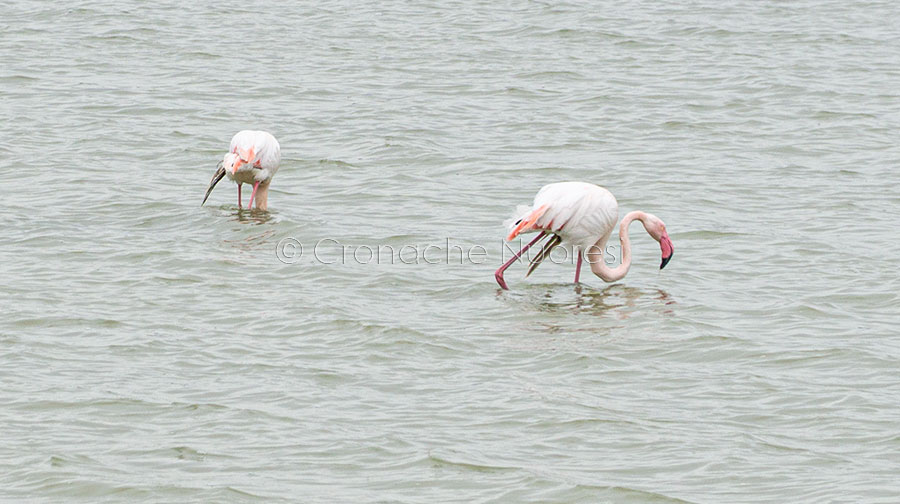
(525, 234, 562, 277)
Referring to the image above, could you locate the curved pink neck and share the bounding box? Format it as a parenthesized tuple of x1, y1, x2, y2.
(586, 211, 648, 282)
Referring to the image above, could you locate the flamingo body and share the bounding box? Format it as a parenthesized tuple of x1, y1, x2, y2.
(508, 181, 618, 251)
(496, 181, 674, 289)
(226, 130, 281, 184)
(202, 130, 281, 210)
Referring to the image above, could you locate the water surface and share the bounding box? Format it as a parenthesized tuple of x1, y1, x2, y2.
(2, 1, 900, 502)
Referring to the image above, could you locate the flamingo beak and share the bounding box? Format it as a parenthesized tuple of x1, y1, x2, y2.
(202, 162, 226, 206)
(659, 233, 674, 269)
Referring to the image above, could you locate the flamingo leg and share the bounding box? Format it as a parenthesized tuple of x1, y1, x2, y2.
(247, 181, 261, 210)
(237, 184, 243, 209)
(574, 252, 583, 284)
(494, 232, 547, 290)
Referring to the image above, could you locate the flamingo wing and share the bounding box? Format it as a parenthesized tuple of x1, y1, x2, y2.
(230, 130, 281, 173)
(507, 182, 618, 249)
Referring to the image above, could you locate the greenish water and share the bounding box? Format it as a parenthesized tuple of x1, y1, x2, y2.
(2, 1, 899, 502)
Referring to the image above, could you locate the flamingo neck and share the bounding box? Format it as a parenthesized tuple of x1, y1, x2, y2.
(587, 211, 647, 282)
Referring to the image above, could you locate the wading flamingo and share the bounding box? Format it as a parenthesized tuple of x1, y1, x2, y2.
(202, 130, 281, 210)
(495, 181, 674, 290)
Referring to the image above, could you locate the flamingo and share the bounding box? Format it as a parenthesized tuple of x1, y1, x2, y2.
(495, 181, 674, 290)
(202, 130, 281, 210)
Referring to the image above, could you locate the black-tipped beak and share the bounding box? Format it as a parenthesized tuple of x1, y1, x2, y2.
(660, 251, 673, 270)
(201, 163, 226, 206)
(659, 234, 674, 270)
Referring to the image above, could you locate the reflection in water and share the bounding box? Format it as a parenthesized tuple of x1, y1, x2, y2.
(215, 208, 278, 252)
(569, 284, 675, 318)
(231, 207, 276, 225)
(501, 283, 676, 319)
(497, 284, 678, 351)
(221, 227, 276, 252)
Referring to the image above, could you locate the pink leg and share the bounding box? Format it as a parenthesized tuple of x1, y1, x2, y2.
(494, 232, 547, 290)
(237, 184, 243, 209)
(574, 252, 583, 284)
(247, 181, 261, 210)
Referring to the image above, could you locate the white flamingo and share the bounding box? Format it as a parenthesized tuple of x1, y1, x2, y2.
(495, 181, 674, 290)
(202, 130, 281, 210)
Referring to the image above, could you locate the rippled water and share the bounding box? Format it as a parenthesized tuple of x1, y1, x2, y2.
(3, 1, 900, 502)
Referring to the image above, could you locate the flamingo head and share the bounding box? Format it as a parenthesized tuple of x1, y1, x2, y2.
(222, 152, 245, 175)
(644, 213, 674, 269)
